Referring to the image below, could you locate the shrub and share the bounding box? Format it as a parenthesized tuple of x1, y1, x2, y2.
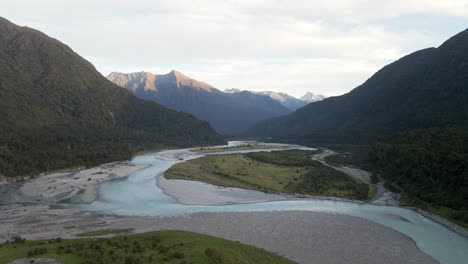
(158, 245, 169, 253)
(27, 247, 48, 256)
(11, 235, 26, 244)
(204, 248, 215, 257)
(172, 252, 185, 259)
(370, 173, 379, 184)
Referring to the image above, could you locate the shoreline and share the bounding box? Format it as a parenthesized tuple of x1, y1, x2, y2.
(2, 143, 467, 238)
(311, 149, 468, 237)
(0, 142, 466, 264)
(0, 160, 148, 205)
(0, 207, 437, 264)
(158, 146, 468, 238)
(414, 208, 468, 237)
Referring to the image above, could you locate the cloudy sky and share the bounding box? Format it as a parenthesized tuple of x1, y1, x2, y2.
(2, 0, 468, 97)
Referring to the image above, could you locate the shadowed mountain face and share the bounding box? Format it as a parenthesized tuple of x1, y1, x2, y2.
(254, 91, 308, 111)
(300, 92, 326, 103)
(107, 71, 290, 135)
(247, 28, 468, 144)
(0, 17, 224, 176)
(225, 89, 326, 111)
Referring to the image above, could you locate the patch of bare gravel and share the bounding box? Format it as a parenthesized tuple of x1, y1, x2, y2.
(9, 258, 61, 264)
(0, 206, 437, 264)
(0, 161, 147, 205)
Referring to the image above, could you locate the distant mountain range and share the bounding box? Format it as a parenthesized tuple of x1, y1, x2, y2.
(300, 92, 326, 103)
(225, 89, 326, 110)
(247, 28, 468, 144)
(107, 71, 292, 135)
(0, 17, 224, 177)
(258, 91, 308, 110)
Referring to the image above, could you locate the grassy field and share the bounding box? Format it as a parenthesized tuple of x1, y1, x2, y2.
(77, 228, 134, 237)
(166, 150, 369, 200)
(0, 231, 293, 264)
(191, 144, 286, 153)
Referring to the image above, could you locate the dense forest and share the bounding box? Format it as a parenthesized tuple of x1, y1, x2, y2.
(0, 17, 224, 177)
(371, 128, 468, 225)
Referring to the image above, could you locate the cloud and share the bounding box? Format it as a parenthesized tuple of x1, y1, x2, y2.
(2, 0, 467, 96)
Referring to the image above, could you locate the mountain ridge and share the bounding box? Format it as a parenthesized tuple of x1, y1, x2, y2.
(224, 89, 326, 110)
(107, 71, 290, 135)
(247, 28, 468, 144)
(257, 91, 309, 110)
(300, 92, 326, 102)
(0, 17, 224, 177)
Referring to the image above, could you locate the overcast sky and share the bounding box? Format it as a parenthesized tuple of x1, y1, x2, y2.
(2, 1, 468, 97)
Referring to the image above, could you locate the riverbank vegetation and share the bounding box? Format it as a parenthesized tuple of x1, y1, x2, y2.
(320, 145, 374, 171)
(0, 231, 292, 264)
(191, 144, 286, 153)
(371, 128, 468, 227)
(77, 229, 134, 237)
(165, 150, 369, 200)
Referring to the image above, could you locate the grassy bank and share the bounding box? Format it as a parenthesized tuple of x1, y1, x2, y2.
(166, 150, 369, 200)
(76, 229, 134, 237)
(0, 231, 293, 264)
(191, 144, 286, 153)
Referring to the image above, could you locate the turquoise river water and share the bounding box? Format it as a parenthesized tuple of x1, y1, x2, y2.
(76, 148, 468, 264)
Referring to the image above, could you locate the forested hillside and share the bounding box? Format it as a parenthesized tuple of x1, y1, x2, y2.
(248, 28, 468, 144)
(246, 28, 468, 225)
(371, 128, 468, 226)
(0, 17, 224, 177)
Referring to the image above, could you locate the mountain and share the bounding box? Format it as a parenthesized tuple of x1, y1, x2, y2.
(300, 92, 326, 102)
(248, 28, 468, 144)
(107, 72, 290, 135)
(0, 17, 224, 177)
(224, 89, 319, 110)
(224, 88, 242, 93)
(256, 91, 309, 110)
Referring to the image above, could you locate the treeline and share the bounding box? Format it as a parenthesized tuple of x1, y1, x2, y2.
(0, 17, 225, 178)
(247, 150, 369, 200)
(293, 165, 369, 200)
(246, 150, 318, 166)
(371, 128, 468, 225)
(0, 120, 223, 177)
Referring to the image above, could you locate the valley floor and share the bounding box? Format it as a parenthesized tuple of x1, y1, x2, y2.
(310, 149, 400, 206)
(0, 161, 147, 205)
(0, 142, 465, 263)
(0, 229, 292, 264)
(0, 205, 436, 264)
(165, 150, 371, 201)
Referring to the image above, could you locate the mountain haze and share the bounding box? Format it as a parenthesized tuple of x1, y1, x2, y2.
(248, 28, 468, 144)
(107, 71, 290, 135)
(255, 91, 308, 110)
(225, 89, 325, 110)
(300, 92, 326, 103)
(224, 88, 242, 93)
(0, 17, 224, 176)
